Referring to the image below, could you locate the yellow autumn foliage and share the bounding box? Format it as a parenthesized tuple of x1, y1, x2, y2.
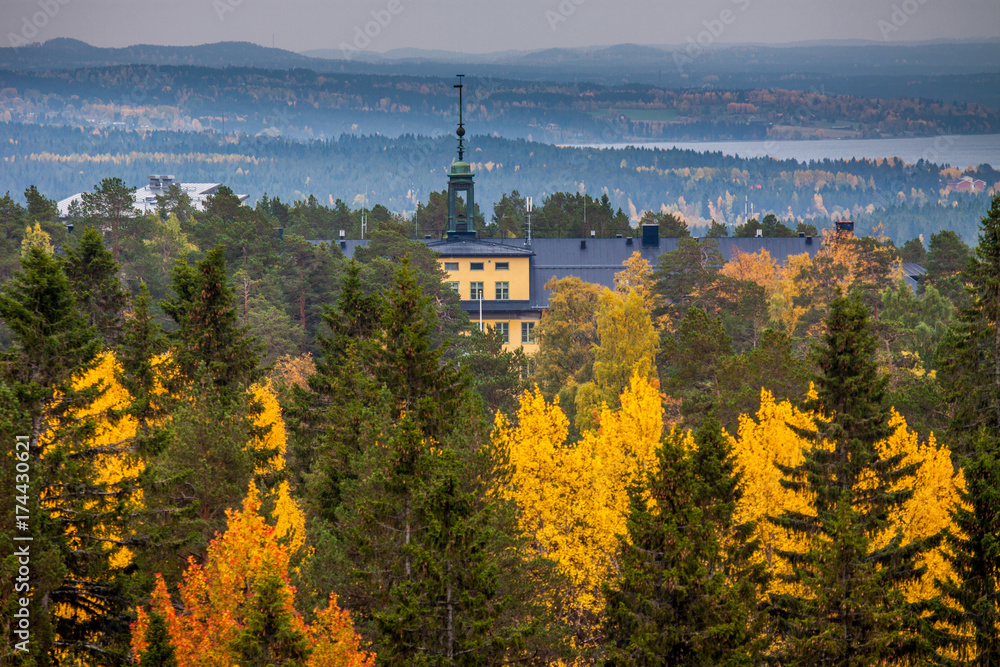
(248, 381, 289, 475)
(492, 373, 664, 637)
(45, 352, 143, 570)
(730, 388, 964, 602)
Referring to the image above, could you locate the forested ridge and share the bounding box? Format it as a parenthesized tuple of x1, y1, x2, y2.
(1, 168, 1000, 664)
(4, 60, 999, 139)
(2, 123, 997, 243)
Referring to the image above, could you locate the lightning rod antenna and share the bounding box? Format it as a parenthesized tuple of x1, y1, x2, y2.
(454, 74, 465, 161)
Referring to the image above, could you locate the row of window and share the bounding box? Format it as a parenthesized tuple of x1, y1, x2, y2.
(448, 281, 510, 300)
(444, 261, 509, 271)
(478, 321, 535, 344)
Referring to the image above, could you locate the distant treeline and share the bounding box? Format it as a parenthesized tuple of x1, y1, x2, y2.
(1, 122, 996, 243)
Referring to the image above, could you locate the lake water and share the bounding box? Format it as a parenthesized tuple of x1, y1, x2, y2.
(574, 135, 1000, 170)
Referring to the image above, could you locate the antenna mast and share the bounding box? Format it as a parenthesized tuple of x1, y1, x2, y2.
(454, 74, 465, 161)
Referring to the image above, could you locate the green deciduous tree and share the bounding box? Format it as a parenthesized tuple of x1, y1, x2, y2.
(533, 276, 602, 397)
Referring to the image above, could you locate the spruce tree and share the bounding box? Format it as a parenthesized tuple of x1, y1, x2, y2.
(232, 574, 312, 667)
(62, 225, 128, 347)
(138, 612, 178, 667)
(290, 260, 383, 520)
(934, 431, 1000, 665)
(933, 194, 1000, 664)
(769, 291, 937, 665)
(302, 259, 567, 664)
(0, 245, 130, 662)
(161, 245, 263, 391)
(602, 418, 769, 666)
(938, 193, 1000, 453)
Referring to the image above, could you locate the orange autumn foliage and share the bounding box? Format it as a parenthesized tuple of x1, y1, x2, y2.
(131, 484, 373, 667)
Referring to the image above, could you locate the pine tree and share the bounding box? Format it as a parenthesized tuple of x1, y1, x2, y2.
(769, 291, 938, 665)
(602, 418, 769, 666)
(63, 225, 128, 347)
(80, 177, 137, 262)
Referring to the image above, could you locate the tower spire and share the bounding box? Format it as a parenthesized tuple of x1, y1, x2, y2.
(454, 74, 465, 161)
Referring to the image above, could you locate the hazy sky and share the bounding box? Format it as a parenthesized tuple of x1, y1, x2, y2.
(4, 0, 1000, 54)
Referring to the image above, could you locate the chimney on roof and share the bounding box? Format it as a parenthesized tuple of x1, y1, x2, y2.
(590, 230, 596, 237)
(339, 230, 345, 239)
(836, 220, 855, 235)
(755, 228, 763, 237)
(799, 231, 805, 237)
(642, 223, 659, 246)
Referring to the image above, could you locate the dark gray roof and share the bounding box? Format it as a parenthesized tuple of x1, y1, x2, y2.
(527, 236, 822, 307)
(311, 234, 931, 311)
(459, 299, 537, 316)
(428, 238, 534, 257)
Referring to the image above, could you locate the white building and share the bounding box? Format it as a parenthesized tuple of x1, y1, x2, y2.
(57, 175, 249, 217)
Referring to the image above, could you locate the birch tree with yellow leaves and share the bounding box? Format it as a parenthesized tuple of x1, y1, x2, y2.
(493, 373, 664, 650)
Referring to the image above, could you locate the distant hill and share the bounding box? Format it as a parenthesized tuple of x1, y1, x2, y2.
(0, 38, 324, 72)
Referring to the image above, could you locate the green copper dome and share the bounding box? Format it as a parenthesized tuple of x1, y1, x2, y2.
(450, 161, 472, 176)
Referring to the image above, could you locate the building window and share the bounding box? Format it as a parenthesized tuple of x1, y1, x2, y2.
(521, 322, 535, 344)
(444, 262, 459, 271)
(470, 262, 484, 271)
(470, 282, 484, 300)
(495, 281, 509, 300)
(495, 321, 509, 344)
(495, 262, 509, 271)
(447, 281, 459, 293)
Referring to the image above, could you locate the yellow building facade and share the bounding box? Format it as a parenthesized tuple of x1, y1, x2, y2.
(434, 246, 539, 354)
